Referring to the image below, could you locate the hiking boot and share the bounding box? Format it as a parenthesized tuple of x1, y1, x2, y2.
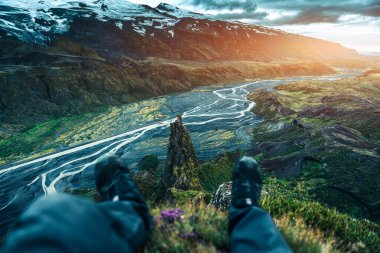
(94, 154, 143, 203)
(231, 156, 262, 208)
(94, 154, 153, 232)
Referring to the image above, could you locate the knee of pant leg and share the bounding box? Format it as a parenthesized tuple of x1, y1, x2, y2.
(18, 194, 91, 226)
(26, 194, 80, 213)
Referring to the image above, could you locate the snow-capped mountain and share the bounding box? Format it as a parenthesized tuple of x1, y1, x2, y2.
(0, 0, 359, 62)
(0, 0, 205, 44)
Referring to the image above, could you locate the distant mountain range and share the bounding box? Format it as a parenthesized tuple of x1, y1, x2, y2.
(0, 0, 359, 61)
(0, 1, 366, 129)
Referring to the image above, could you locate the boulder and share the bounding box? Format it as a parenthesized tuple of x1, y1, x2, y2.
(211, 182, 269, 210)
(210, 182, 232, 211)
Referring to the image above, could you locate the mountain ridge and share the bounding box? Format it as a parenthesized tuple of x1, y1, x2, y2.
(0, 0, 367, 131)
(0, 0, 358, 61)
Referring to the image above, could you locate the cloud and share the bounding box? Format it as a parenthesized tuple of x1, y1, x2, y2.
(175, 0, 380, 52)
(259, 0, 380, 23)
(214, 11, 268, 20)
(182, 0, 380, 25)
(190, 0, 257, 13)
(283, 11, 339, 25)
(277, 3, 380, 25)
(274, 7, 340, 25)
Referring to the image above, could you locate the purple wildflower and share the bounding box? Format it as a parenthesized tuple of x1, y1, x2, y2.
(161, 208, 184, 223)
(179, 231, 199, 240)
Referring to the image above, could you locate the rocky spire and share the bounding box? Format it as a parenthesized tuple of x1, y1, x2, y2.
(164, 115, 202, 191)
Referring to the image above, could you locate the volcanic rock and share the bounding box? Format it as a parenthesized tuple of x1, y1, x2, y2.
(210, 182, 232, 210)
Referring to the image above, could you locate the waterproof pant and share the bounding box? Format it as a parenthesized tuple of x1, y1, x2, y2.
(229, 205, 292, 252)
(2, 194, 149, 253)
(3, 194, 292, 252)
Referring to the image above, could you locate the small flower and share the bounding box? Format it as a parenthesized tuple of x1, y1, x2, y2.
(161, 208, 184, 223)
(179, 231, 199, 240)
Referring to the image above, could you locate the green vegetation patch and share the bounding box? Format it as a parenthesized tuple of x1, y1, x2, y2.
(143, 204, 229, 253)
(200, 154, 235, 193)
(139, 155, 160, 171)
(62, 178, 380, 253)
(0, 115, 85, 165)
(167, 188, 212, 206)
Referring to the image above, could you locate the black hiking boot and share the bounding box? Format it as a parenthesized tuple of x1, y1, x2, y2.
(94, 154, 140, 202)
(231, 156, 262, 208)
(94, 154, 152, 230)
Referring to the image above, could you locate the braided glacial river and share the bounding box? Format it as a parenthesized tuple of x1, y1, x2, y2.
(0, 71, 361, 234)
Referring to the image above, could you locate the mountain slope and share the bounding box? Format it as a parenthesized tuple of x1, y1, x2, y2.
(0, 1, 364, 130)
(0, 0, 359, 61)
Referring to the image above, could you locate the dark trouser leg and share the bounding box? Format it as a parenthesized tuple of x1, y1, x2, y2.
(229, 205, 292, 253)
(2, 194, 151, 253)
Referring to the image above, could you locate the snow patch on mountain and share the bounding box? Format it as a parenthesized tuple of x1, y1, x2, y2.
(0, 0, 290, 44)
(0, 0, 208, 43)
(156, 3, 204, 19)
(115, 21, 123, 30)
(132, 23, 146, 36)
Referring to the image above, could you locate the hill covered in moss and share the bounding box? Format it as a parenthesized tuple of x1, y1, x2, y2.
(247, 70, 380, 222)
(63, 155, 380, 253)
(1, 71, 380, 252)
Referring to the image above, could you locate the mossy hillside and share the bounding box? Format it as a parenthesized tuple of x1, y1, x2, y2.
(248, 72, 380, 221)
(1, 71, 379, 251)
(249, 72, 380, 139)
(63, 175, 380, 253)
(200, 153, 235, 193)
(3, 153, 379, 252)
(251, 121, 380, 221)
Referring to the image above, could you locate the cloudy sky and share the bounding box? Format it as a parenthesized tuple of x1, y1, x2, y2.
(128, 0, 380, 54)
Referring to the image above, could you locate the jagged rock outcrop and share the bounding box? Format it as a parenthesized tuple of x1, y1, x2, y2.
(164, 115, 202, 191)
(210, 182, 232, 210)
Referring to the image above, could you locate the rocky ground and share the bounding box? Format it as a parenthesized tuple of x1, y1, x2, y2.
(247, 70, 380, 221)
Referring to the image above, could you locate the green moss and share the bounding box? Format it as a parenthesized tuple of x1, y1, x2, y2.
(143, 204, 229, 253)
(200, 154, 235, 193)
(262, 196, 380, 252)
(139, 155, 160, 171)
(133, 170, 160, 202)
(301, 159, 325, 179)
(254, 122, 305, 143)
(260, 177, 380, 252)
(15, 178, 377, 253)
(0, 115, 89, 165)
(251, 112, 380, 222)
(168, 188, 211, 205)
(301, 117, 334, 125)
